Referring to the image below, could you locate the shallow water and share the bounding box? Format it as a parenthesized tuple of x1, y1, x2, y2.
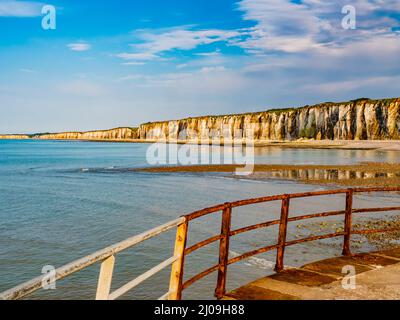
(0, 140, 399, 299)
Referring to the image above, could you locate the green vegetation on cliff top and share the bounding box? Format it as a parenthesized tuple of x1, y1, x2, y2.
(142, 97, 399, 125)
(30, 127, 138, 137)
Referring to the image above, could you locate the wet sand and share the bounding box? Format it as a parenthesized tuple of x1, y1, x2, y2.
(296, 216, 400, 250)
(134, 162, 400, 187)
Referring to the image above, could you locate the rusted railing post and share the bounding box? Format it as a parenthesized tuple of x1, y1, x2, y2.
(215, 203, 232, 299)
(342, 188, 354, 256)
(275, 195, 290, 272)
(168, 218, 188, 300)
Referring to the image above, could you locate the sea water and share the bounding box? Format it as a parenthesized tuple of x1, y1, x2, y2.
(0, 140, 399, 299)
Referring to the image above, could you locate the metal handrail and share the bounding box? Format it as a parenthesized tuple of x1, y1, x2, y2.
(1, 187, 400, 300)
(0, 217, 185, 300)
(178, 187, 400, 299)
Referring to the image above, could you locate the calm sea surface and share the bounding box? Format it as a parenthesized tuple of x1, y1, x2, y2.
(1, 140, 399, 299)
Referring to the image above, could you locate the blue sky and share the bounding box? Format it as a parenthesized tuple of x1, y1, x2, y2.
(0, 0, 399, 133)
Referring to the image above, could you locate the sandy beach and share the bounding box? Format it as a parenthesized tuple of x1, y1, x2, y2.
(71, 139, 400, 151)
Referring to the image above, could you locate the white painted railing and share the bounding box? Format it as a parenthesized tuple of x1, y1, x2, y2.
(0, 217, 186, 300)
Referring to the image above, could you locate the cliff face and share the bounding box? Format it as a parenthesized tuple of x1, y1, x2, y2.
(33, 127, 138, 140)
(1, 98, 399, 142)
(137, 98, 400, 141)
(0, 134, 30, 139)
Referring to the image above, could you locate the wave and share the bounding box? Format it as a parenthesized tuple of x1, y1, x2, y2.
(229, 250, 293, 270)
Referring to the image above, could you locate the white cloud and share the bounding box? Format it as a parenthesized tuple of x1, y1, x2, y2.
(117, 26, 240, 61)
(59, 80, 106, 97)
(235, 0, 400, 54)
(116, 52, 158, 61)
(19, 68, 37, 73)
(119, 67, 244, 94)
(67, 42, 91, 52)
(199, 66, 227, 73)
(176, 63, 188, 69)
(117, 74, 146, 82)
(301, 75, 400, 95)
(121, 62, 145, 66)
(116, 0, 400, 62)
(0, 0, 43, 17)
(195, 49, 221, 56)
(115, 0, 400, 68)
(105, 1, 400, 116)
(134, 28, 239, 52)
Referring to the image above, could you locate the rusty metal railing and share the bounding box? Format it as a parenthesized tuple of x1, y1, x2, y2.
(1, 187, 400, 300)
(175, 187, 400, 299)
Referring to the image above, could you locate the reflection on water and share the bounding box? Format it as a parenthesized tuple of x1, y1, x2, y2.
(249, 169, 400, 181)
(0, 140, 400, 300)
(252, 146, 400, 165)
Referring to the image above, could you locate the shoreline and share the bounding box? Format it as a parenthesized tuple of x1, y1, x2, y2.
(2, 138, 400, 151)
